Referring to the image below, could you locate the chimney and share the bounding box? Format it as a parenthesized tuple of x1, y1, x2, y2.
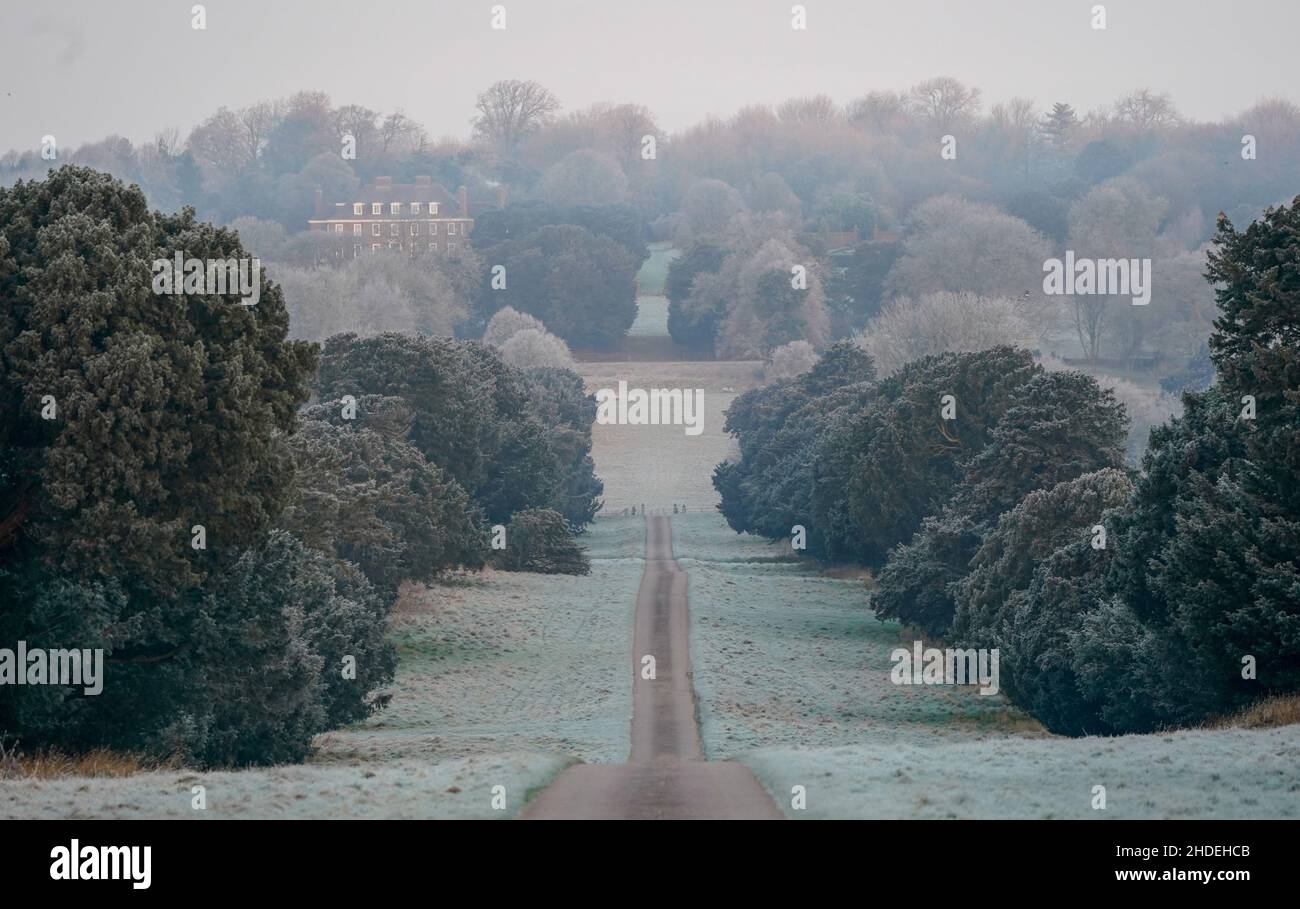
(457, 185, 469, 215)
(375, 176, 393, 190)
(496, 186, 507, 209)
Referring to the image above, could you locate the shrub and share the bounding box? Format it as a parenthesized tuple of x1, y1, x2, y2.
(313, 333, 600, 527)
(500, 328, 576, 370)
(176, 531, 394, 766)
(766, 340, 819, 380)
(482, 306, 548, 347)
(492, 508, 590, 575)
(281, 413, 488, 597)
(858, 291, 1032, 378)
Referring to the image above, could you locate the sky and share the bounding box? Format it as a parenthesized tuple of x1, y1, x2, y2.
(2, 0, 1298, 150)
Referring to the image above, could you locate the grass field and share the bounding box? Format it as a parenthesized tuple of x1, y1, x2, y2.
(744, 727, 1300, 819)
(674, 511, 1300, 819)
(636, 241, 679, 297)
(675, 512, 1038, 758)
(581, 360, 762, 513)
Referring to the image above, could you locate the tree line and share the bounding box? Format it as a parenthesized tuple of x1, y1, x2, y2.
(4, 81, 1296, 376)
(715, 198, 1299, 734)
(0, 167, 597, 767)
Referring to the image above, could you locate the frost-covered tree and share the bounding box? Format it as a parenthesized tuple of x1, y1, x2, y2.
(857, 291, 1032, 377)
(483, 306, 548, 347)
(500, 328, 576, 370)
(766, 340, 819, 379)
(538, 149, 628, 207)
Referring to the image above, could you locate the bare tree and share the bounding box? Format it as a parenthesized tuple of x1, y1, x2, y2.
(538, 149, 628, 206)
(776, 95, 840, 127)
(857, 291, 1032, 376)
(378, 111, 429, 158)
(1065, 177, 1168, 364)
(472, 80, 561, 152)
(845, 91, 910, 134)
(153, 127, 181, 158)
(1113, 88, 1180, 131)
(906, 77, 982, 127)
(590, 102, 659, 175)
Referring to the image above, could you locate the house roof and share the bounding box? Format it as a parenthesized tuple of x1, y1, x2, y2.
(327, 178, 463, 217)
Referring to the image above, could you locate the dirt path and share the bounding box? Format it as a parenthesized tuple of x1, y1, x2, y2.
(520, 516, 783, 819)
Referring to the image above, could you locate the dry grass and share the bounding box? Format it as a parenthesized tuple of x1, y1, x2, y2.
(0, 741, 167, 780)
(821, 564, 876, 582)
(1213, 694, 1300, 730)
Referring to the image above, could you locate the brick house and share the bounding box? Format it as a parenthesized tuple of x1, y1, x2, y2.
(308, 175, 505, 259)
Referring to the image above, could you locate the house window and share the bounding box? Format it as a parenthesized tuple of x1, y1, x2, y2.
(353, 203, 363, 215)
(352, 223, 362, 235)
(389, 223, 399, 236)
(389, 241, 399, 250)
(371, 203, 382, 215)
(409, 223, 418, 236)
(390, 203, 401, 214)
(429, 222, 438, 235)
(371, 243, 381, 252)
(428, 243, 437, 253)
(411, 203, 422, 213)
(447, 223, 458, 236)
(333, 223, 344, 233)
(446, 241, 456, 252)
(372, 223, 381, 236)
(430, 203, 439, 215)
(354, 244, 362, 257)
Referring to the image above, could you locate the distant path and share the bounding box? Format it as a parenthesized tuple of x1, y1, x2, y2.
(520, 516, 782, 819)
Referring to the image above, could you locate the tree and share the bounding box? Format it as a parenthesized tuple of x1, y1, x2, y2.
(538, 149, 628, 207)
(1113, 88, 1180, 132)
(483, 306, 548, 347)
(475, 224, 637, 348)
(500, 328, 576, 370)
(906, 77, 982, 128)
(750, 172, 803, 221)
(1040, 102, 1079, 153)
(665, 241, 728, 348)
(470, 199, 647, 267)
(954, 469, 1134, 652)
(715, 342, 877, 544)
(822, 237, 902, 337)
(840, 347, 1041, 567)
(885, 197, 1052, 330)
(857, 291, 1032, 377)
(472, 80, 561, 153)
(181, 531, 395, 765)
(274, 251, 472, 342)
(0, 166, 338, 763)
(716, 239, 829, 357)
(492, 508, 590, 575)
(312, 333, 601, 527)
(1065, 177, 1168, 364)
(281, 410, 488, 597)
(872, 370, 1128, 635)
(679, 178, 746, 239)
(766, 340, 819, 379)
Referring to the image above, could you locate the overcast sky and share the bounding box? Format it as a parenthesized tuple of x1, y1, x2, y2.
(2, 0, 1297, 149)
